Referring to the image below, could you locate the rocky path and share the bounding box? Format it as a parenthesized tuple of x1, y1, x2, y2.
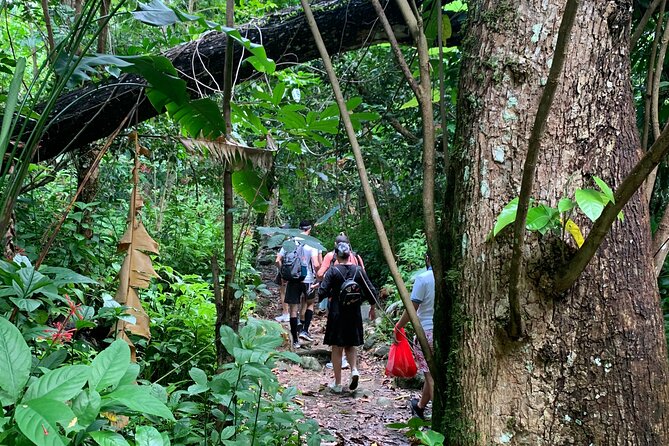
(254, 260, 421, 445)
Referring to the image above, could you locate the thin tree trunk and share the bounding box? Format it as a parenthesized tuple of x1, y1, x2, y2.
(75, 145, 101, 240)
(212, 252, 225, 366)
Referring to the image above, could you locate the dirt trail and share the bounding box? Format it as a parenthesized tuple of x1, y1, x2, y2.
(255, 261, 419, 445)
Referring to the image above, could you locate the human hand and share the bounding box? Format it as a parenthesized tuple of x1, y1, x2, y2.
(393, 324, 402, 344)
(368, 306, 376, 321)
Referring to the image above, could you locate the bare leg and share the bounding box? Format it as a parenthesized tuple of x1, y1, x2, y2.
(280, 283, 288, 315)
(344, 346, 357, 371)
(331, 346, 343, 385)
(419, 372, 434, 409)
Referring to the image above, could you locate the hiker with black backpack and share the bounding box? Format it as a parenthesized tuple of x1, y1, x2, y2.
(316, 232, 365, 280)
(275, 220, 321, 349)
(316, 232, 365, 370)
(318, 241, 377, 393)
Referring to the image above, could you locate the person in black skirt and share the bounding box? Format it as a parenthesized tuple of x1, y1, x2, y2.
(318, 241, 377, 393)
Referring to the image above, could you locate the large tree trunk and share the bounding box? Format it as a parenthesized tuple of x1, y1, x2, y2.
(434, 0, 669, 443)
(31, 0, 462, 162)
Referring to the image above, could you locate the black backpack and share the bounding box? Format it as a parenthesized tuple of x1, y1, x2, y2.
(280, 242, 308, 282)
(335, 266, 363, 307)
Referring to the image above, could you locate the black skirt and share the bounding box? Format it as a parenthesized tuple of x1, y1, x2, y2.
(323, 297, 364, 347)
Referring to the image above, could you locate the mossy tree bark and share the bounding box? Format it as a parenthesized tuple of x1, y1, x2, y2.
(434, 0, 669, 443)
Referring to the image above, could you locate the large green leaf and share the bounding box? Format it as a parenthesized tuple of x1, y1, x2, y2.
(0, 317, 31, 402)
(575, 189, 607, 222)
(132, 0, 179, 26)
(23, 365, 89, 402)
(90, 431, 131, 446)
(39, 266, 98, 287)
(232, 169, 269, 212)
(219, 325, 242, 354)
(15, 267, 51, 299)
(15, 398, 76, 446)
(492, 197, 519, 236)
(9, 297, 41, 312)
(135, 426, 165, 446)
(72, 389, 102, 429)
(103, 385, 175, 420)
(165, 98, 226, 139)
(89, 339, 131, 392)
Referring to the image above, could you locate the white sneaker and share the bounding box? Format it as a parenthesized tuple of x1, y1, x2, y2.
(325, 358, 350, 369)
(349, 369, 360, 390)
(327, 383, 343, 393)
(275, 314, 289, 322)
(292, 341, 301, 349)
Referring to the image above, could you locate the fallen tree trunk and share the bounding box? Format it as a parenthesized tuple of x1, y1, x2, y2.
(32, 0, 462, 162)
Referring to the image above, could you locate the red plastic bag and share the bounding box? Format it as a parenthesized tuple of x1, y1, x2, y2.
(385, 328, 417, 378)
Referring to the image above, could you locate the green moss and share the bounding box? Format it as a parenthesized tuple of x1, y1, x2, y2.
(481, 0, 517, 32)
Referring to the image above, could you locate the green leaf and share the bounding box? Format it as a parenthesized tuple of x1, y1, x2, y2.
(9, 297, 41, 312)
(0, 317, 31, 402)
(165, 98, 226, 139)
(558, 198, 575, 213)
(23, 365, 89, 402)
(315, 206, 340, 226)
(189, 367, 208, 386)
(525, 205, 558, 231)
(16, 267, 51, 299)
(575, 189, 607, 221)
(103, 385, 175, 420)
(272, 82, 286, 106)
(219, 325, 242, 354)
(15, 398, 75, 446)
(37, 350, 68, 370)
(90, 431, 131, 446)
(89, 339, 131, 391)
(132, 0, 179, 26)
(593, 176, 615, 203)
(135, 426, 165, 446)
(72, 390, 102, 429)
(416, 429, 445, 445)
(39, 266, 98, 286)
(493, 197, 518, 236)
(232, 169, 269, 212)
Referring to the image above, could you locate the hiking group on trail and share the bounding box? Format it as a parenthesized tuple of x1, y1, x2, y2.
(271, 221, 435, 419)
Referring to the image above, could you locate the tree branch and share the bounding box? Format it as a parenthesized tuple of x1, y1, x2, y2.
(27, 0, 462, 162)
(506, 0, 579, 339)
(631, 0, 663, 48)
(370, 0, 421, 96)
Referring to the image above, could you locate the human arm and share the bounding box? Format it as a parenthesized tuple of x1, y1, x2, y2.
(316, 251, 332, 280)
(318, 267, 334, 302)
(394, 301, 420, 343)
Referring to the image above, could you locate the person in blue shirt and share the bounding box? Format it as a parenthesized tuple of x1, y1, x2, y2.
(394, 254, 434, 419)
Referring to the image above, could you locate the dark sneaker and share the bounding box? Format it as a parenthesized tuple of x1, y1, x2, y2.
(349, 369, 360, 390)
(299, 331, 314, 342)
(410, 398, 425, 420)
